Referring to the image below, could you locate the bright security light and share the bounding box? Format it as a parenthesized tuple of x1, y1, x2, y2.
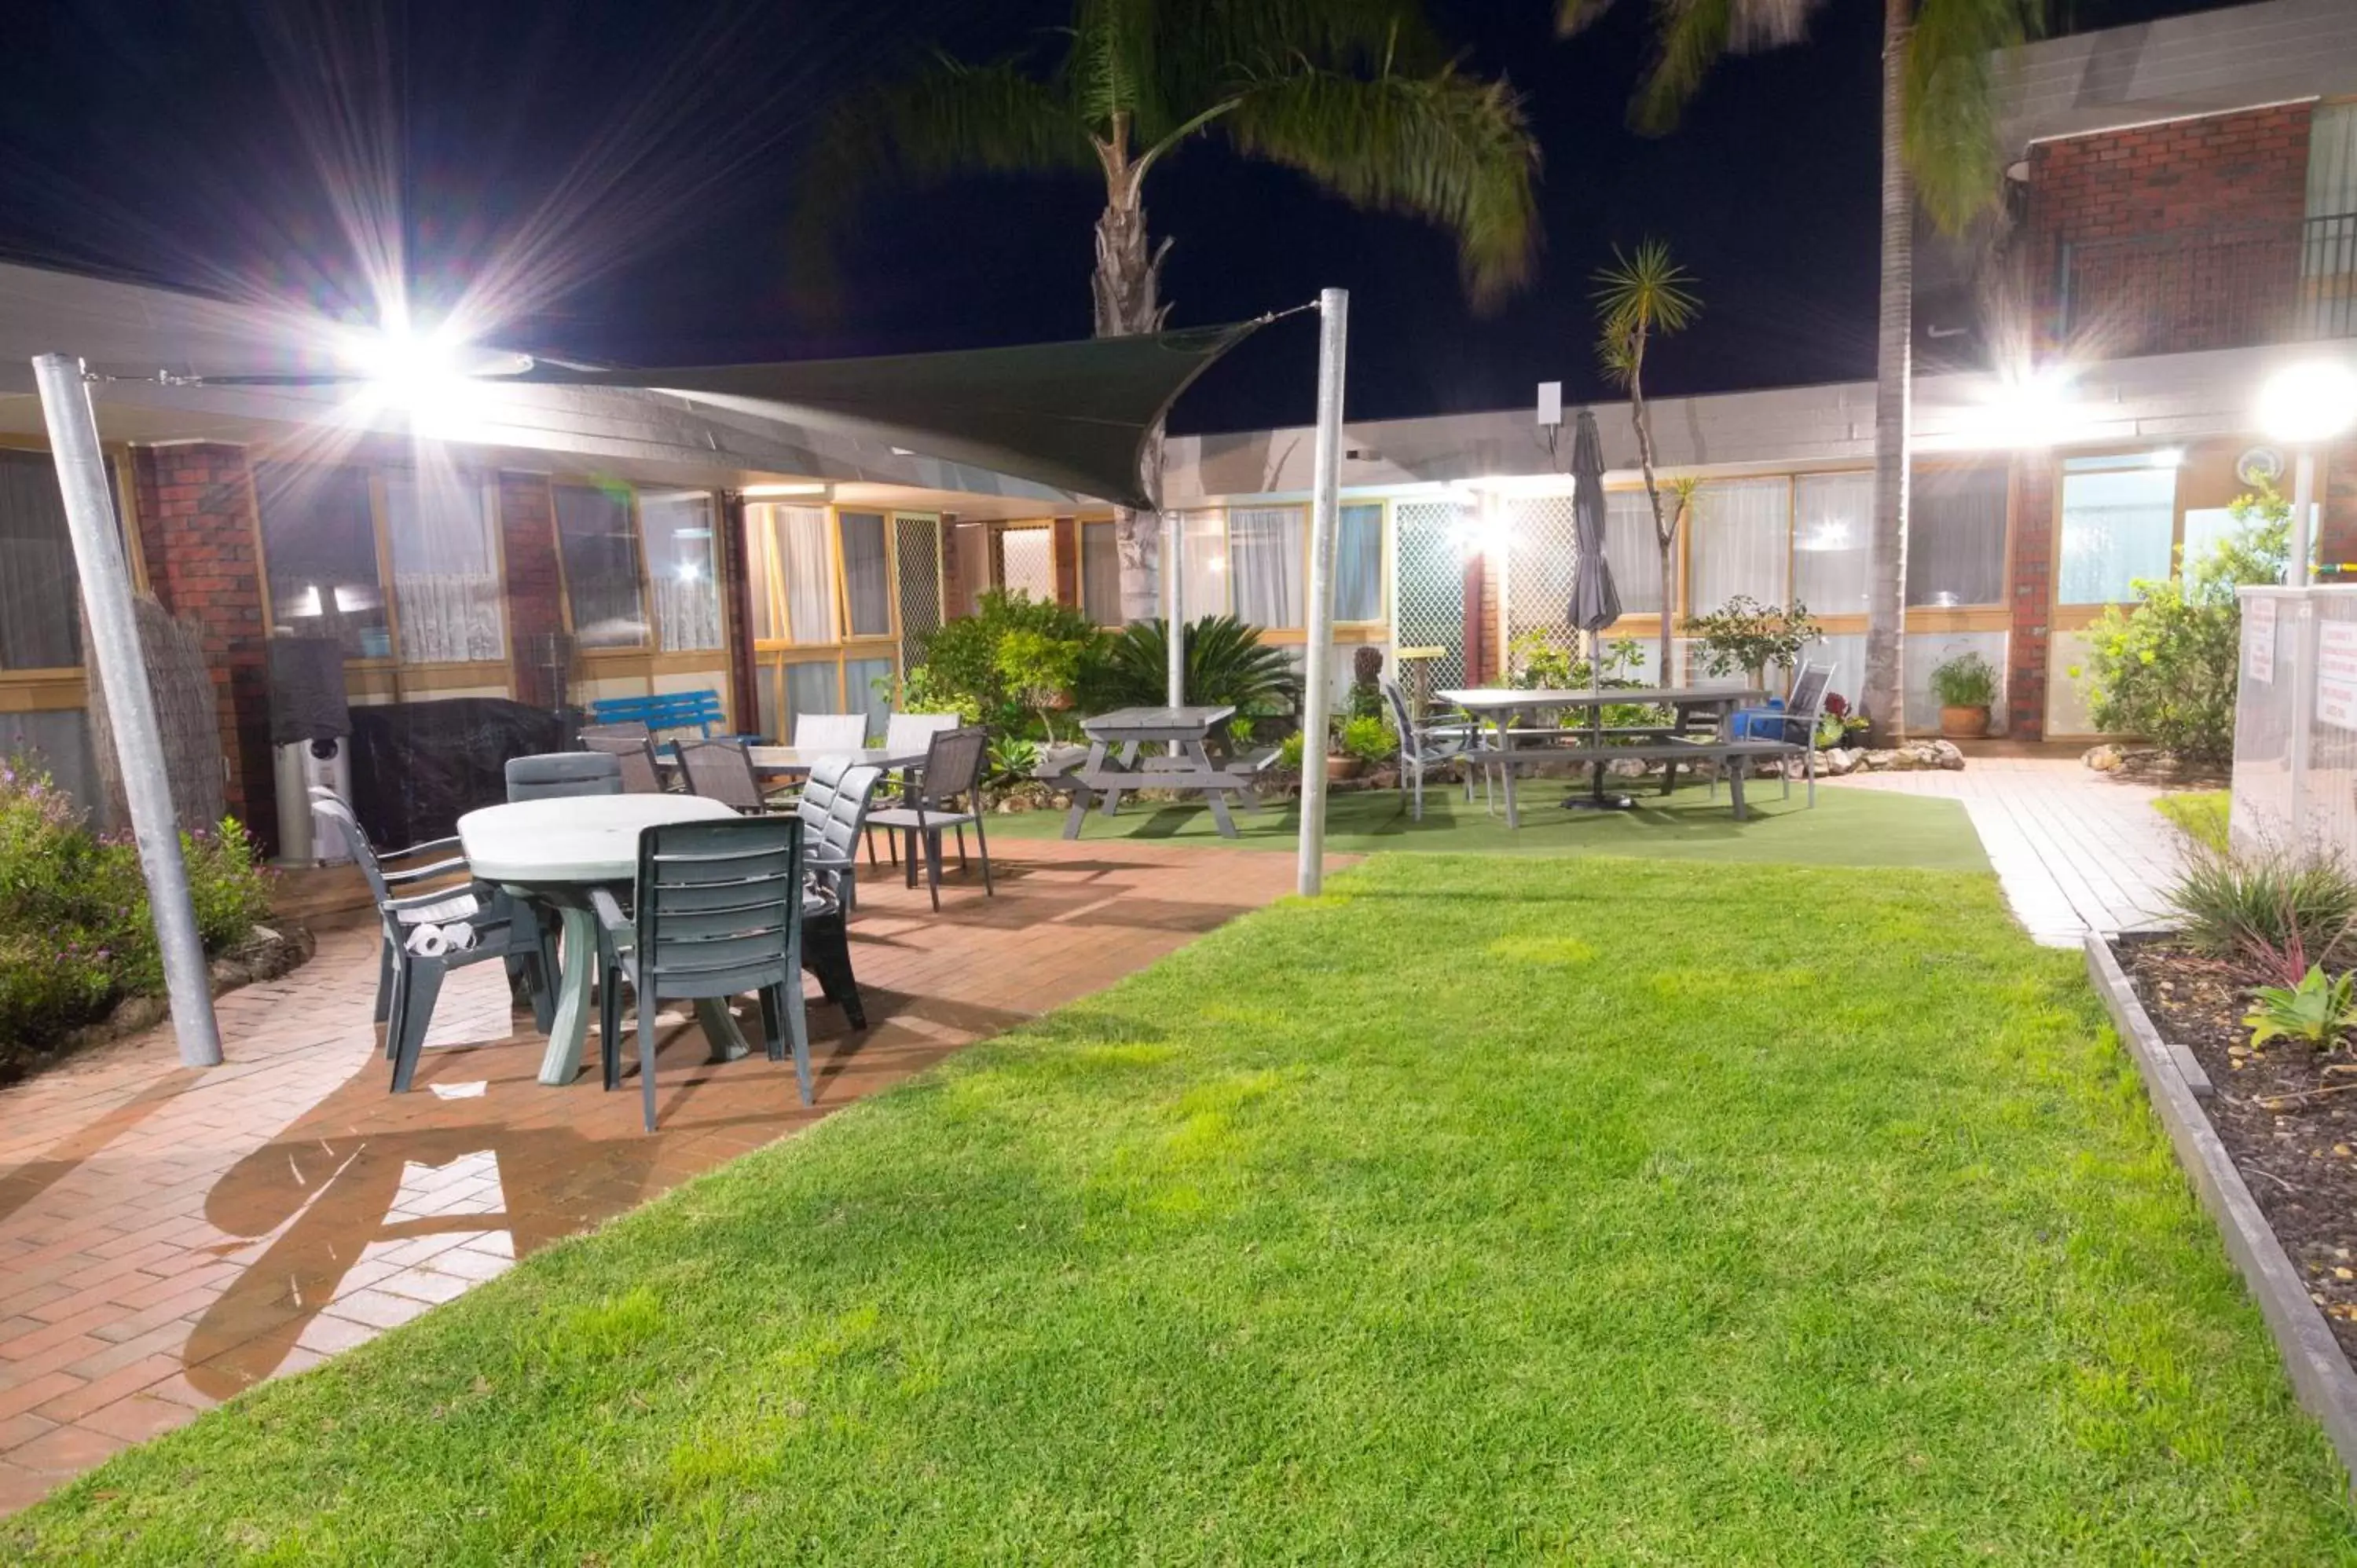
(349, 317, 469, 408)
(2258, 360, 2357, 446)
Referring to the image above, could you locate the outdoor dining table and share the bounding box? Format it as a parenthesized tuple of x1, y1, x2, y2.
(458, 793, 750, 1086)
(1438, 683, 1769, 817)
(656, 744, 929, 780)
(1061, 704, 1256, 839)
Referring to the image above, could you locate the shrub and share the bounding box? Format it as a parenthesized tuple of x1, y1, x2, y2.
(1929, 653, 1997, 708)
(908, 592, 1101, 735)
(2073, 481, 2289, 764)
(1277, 731, 1307, 771)
(2163, 839, 2357, 986)
(2245, 965, 2357, 1050)
(1681, 597, 1822, 685)
(1090, 616, 1298, 714)
(1338, 715, 1397, 764)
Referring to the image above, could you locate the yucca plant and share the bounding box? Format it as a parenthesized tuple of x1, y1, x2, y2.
(1093, 615, 1299, 713)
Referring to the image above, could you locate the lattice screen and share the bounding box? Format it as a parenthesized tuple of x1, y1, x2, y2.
(893, 513, 942, 668)
(1503, 493, 1580, 675)
(1391, 500, 1466, 691)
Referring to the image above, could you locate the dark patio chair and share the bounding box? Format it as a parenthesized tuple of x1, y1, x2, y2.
(581, 732, 665, 794)
(311, 793, 549, 1094)
(1381, 677, 1482, 820)
(505, 750, 621, 802)
(591, 815, 812, 1133)
(796, 756, 883, 1028)
(676, 737, 772, 813)
(864, 725, 992, 911)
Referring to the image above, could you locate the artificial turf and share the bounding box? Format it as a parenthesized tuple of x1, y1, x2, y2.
(13, 854, 2355, 1563)
(986, 772, 1991, 872)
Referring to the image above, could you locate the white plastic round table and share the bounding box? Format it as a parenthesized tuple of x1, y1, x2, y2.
(458, 794, 741, 1086)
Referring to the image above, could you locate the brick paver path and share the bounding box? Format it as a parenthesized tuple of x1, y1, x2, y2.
(1830, 757, 2190, 945)
(0, 840, 1306, 1514)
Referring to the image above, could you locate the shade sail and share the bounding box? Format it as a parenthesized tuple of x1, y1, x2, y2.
(519, 322, 1260, 511)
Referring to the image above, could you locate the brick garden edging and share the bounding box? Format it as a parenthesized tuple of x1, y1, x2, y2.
(2084, 932, 2357, 1490)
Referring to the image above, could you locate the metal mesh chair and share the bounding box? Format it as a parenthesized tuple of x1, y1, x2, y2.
(1717, 659, 1831, 808)
(311, 793, 548, 1094)
(581, 732, 665, 794)
(677, 738, 771, 813)
(863, 725, 992, 910)
(794, 713, 868, 751)
(505, 751, 622, 802)
(590, 816, 811, 1132)
(1381, 677, 1483, 820)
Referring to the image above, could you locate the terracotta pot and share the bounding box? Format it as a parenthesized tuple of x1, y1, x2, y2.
(1938, 704, 1989, 741)
(1325, 755, 1365, 782)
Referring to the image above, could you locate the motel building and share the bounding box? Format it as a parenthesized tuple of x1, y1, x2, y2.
(0, 0, 2349, 855)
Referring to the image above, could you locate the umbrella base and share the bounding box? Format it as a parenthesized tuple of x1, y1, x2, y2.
(1562, 792, 1637, 812)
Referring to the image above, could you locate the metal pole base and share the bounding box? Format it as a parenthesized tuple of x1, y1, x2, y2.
(1561, 793, 1637, 812)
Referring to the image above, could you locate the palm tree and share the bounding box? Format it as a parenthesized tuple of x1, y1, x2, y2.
(1561, 0, 2039, 740)
(1593, 239, 1700, 685)
(813, 2, 1541, 621)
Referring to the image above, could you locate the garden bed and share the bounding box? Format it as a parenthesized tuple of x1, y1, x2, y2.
(2114, 932, 2357, 1366)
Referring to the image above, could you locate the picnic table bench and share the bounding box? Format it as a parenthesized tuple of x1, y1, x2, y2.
(1059, 705, 1275, 839)
(1469, 738, 1804, 826)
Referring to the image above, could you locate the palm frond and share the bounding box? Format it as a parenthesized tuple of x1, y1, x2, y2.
(1068, 0, 1162, 134)
(1596, 325, 1638, 389)
(1555, 0, 1623, 38)
(1126, 0, 1448, 146)
(1632, 0, 1824, 134)
(1224, 64, 1541, 310)
(1904, 0, 2041, 233)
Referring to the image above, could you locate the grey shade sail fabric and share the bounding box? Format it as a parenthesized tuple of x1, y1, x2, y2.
(1567, 408, 1620, 638)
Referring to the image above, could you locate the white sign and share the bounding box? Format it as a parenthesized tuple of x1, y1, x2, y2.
(2321, 622, 2357, 731)
(2247, 595, 2275, 683)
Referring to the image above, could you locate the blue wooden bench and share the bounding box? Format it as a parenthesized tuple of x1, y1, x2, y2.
(588, 688, 729, 739)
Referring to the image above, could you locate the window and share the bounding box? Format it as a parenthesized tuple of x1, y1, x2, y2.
(382, 471, 504, 663)
(553, 483, 648, 649)
(1182, 511, 1226, 620)
(1335, 504, 1383, 623)
(783, 660, 839, 727)
(1081, 521, 1122, 624)
(0, 448, 80, 669)
(839, 511, 891, 636)
(756, 504, 836, 643)
(255, 463, 388, 658)
(2057, 454, 2176, 604)
(845, 656, 893, 738)
(1688, 478, 1789, 614)
(1230, 506, 1304, 628)
(1792, 473, 1872, 614)
(1000, 527, 1054, 599)
(1606, 490, 1663, 614)
(641, 490, 723, 651)
(1908, 463, 2007, 607)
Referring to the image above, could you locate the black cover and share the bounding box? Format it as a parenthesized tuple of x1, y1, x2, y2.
(266, 637, 351, 746)
(347, 698, 563, 849)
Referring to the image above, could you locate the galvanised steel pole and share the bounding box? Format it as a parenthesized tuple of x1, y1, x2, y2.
(1296, 288, 1347, 898)
(33, 354, 222, 1067)
(1165, 507, 1183, 708)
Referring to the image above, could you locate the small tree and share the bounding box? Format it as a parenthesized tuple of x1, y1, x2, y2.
(1682, 596, 1823, 690)
(2076, 482, 2290, 764)
(1593, 240, 1700, 684)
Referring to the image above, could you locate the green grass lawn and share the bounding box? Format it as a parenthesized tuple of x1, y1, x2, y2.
(15, 855, 2355, 1563)
(990, 773, 1989, 872)
(2155, 789, 2231, 853)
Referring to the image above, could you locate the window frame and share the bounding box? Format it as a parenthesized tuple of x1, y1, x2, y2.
(745, 501, 943, 739)
(549, 480, 656, 654)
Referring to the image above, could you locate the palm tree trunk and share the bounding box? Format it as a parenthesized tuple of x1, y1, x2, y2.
(1862, 0, 1913, 743)
(1094, 140, 1174, 625)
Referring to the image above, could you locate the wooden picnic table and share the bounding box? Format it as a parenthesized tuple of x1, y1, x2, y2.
(1061, 705, 1264, 839)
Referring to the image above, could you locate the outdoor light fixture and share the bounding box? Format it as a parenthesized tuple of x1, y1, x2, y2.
(2256, 359, 2357, 585)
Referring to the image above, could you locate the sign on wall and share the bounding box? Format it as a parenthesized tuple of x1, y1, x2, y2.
(2319, 621, 2357, 731)
(2247, 595, 2275, 683)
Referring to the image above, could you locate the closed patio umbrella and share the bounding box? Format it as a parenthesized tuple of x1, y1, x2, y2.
(1565, 408, 1629, 811)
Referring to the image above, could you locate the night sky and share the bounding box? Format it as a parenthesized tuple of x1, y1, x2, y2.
(0, 0, 2231, 434)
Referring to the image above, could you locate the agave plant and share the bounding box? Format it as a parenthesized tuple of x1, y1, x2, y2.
(1094, 616, 1299, 713)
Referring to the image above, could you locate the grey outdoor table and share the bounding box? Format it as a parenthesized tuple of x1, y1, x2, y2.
(658, 745, 928, 779)
(1062, 705, 1258, 838)
(459, 794, 751, 1086)
(1438, 684, 1769, 821)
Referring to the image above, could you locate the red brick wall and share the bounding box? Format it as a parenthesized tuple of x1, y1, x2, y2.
(1051, 516, 1080, 609)
(2006, 456, 2054, 738)
(2025, 103, 2314, 357)
(498, 473, 566, 705)
(2320, 439, 2357, 578)
(129, 445, 274, 844)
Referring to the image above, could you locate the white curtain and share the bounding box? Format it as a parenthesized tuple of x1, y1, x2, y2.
(383, 471, 504, 664)
(839, 512, 891, 636)
(764, 505, 837, 644)
(2308, 104, 2357, 229)
(1688, 478, 1790, 614)
(642, 491, 724, 652)
(2057, 464, 2175, 604)
(1082, 522, 1121, 624)
(1230, 506, 1304, 628)
(1792, 472, 1872, 615)
(1182, 511, 1227, 621)
(1000, 528, 1055, 599)
(1335, 504, 1382, 623)
(0, 449, 82, 669)
(1606, 489, 1662, 614)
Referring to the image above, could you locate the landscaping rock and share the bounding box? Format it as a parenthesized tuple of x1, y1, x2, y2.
(2084, 743, 2125, 772)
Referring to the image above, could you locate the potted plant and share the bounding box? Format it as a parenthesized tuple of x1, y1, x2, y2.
(1929, 652, 1997, 740)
